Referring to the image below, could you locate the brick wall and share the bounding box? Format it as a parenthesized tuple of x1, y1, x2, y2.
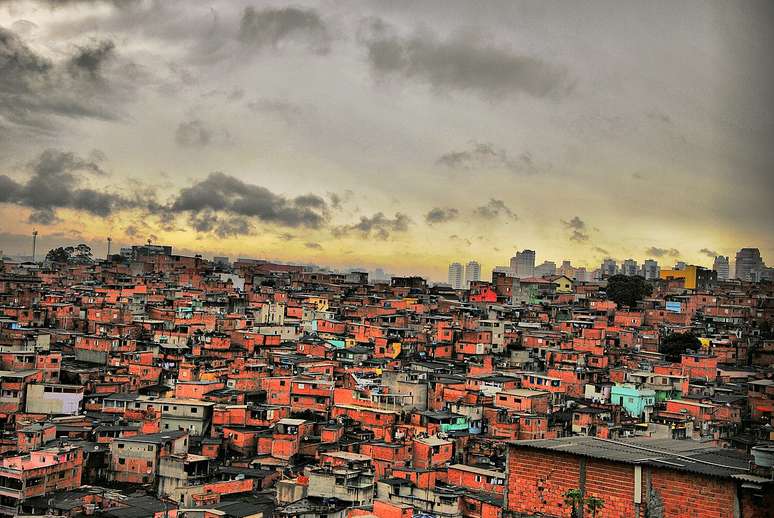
(505, 445, 766, 518)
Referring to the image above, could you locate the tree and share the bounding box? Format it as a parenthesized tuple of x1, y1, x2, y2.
(70, 243, 94, 264)
(605, 274, 653, 308)
(44, 244, 94, 265)
(564, 489, 584, 518)
(585, 496, 605, 518)
(660, 332, 701, 362)
(45, 247, 71, 263)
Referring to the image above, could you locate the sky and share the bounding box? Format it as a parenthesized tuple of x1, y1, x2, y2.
(1, 0, 772, 280)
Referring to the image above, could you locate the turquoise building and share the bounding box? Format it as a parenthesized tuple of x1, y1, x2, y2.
(611, 384, 656, 421)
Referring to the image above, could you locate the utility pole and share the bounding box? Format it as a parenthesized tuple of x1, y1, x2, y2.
(107, 236, 112, 259)
(32, 229, 38, 262)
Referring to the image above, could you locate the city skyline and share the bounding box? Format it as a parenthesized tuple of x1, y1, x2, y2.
(3, 229, 768, 284)
(1, 0, 773, 281)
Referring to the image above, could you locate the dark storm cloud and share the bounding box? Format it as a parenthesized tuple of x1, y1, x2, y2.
(473, 199, 517, 221)
(570, 231, 589, 243)
(561, 216, 588, 242)
(645, 246, 680, 258)
(170, 172, 329, 228)
(68, 39, 115, 78)
(0, 149, 143, 223)
(0, 26, 134, 148)
(425, 207, 459, 224)
(361, 19, 572, 100)
(238, 6, 331, 54)
(561, 216, 586, 231)
(28, 208, 59, 225)
(188, 211, 252, 238)
(175, 120, 212, 148)
(437, 142, 539, 175)
(699, 248, 719, 258)
(332, 212, 411, 240)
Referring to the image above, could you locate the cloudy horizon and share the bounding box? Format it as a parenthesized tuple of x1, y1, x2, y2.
(1, 0, 772, 280)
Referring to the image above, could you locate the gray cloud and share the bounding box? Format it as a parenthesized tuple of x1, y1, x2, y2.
(361, 19, 572, 100)
(473, 199, 517, 221)
(562, 216, 586, 231)
(699, 248, 719, 258)
(645, 246, 680, 258)
(332, 212, 411, 239)
(68, 39, 115, 78)
(562, 216, 588, 242)
(570, 230, 589, 242)
(187, 211, 252, 238)
(0, 26, 135, 149)
(175, 120, 212, 148)
(305, 241, 323, 250)
(593, 247, 609, 255)
(238, 6, 330, 54)
(437, 142, 539, 175)
(449, 234, 472, 246)
(0, 149, 142, 223)
(247, 98, 305, 124)
(170, 172, 329, 228)
(425, 207, 459, 224)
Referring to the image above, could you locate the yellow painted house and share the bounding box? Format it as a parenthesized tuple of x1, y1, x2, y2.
(660, 266, 699, 289)
(549, 275, 574, 293)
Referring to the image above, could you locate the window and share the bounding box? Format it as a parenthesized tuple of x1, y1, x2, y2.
(147, 461, 153, 467)
(117, 443, 125, 449)
(191, 407, 198, 414)
(118, 458, 126, 465)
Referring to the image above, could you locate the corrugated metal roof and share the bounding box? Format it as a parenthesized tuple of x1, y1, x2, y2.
(510, 437, 752, 478)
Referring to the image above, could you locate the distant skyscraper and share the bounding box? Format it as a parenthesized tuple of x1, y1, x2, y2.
(712, 256, 729, 281)
(511, 250, 536, 278)
(558, 260, 575, 278)
(448, 262, 464, 289)
(735, 248, 765, 282)
(622, 259, 638, 276)
(575, 267, 589, 282)
(465, 261, 481, 287)
(601, 259, 617, 277)
(371, 268, 390, 282)
(642, 259, 659, 280)
(674, 261, 687, 271)
(534, 261, 556, 277)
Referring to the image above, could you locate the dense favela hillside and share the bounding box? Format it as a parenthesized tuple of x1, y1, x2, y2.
(0, 243, 772, 518)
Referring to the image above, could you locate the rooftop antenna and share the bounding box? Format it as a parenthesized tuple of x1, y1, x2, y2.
(32, 229, 38, 262)
(107, 236, 112, 259)
(147, 238, 152, 246)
